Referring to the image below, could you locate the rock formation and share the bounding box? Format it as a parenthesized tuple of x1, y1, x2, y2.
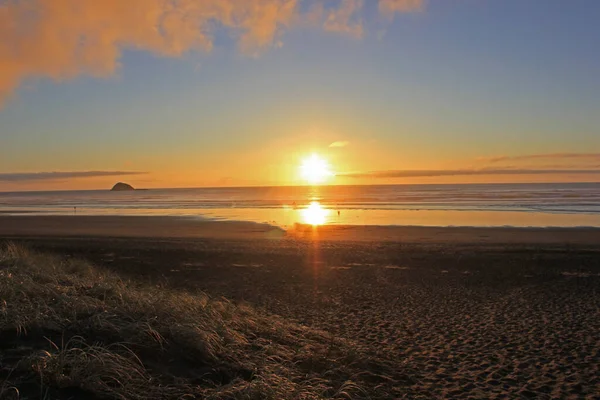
(110, 182, 134, 191)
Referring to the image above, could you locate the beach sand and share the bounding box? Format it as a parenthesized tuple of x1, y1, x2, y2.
(2, 215, 600, 245)
(2, 215, 600, 398)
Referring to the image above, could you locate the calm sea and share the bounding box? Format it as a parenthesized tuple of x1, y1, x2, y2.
(1, 183, 600, 228)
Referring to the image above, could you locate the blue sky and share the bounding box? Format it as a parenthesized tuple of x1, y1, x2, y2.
(1, 0, 600, 190)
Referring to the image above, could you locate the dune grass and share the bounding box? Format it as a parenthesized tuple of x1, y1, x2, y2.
(0, 243, 404, 399)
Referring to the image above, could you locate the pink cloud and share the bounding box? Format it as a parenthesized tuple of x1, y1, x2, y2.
(0, 0, 425, 106)
(323, 0, 364, 38)
(379, 0, 425, 15)
(480, 153, 600, 163)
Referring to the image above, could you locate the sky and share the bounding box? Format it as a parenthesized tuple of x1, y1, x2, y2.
(1, 0, 600, 191)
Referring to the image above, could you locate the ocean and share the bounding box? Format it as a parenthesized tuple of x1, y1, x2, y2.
(1, 183, 600, 228)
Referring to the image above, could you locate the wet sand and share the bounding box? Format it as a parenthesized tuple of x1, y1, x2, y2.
(1, 215, 600, 245)
(0, 215, 287, 240)
(2, 216, 600, 398)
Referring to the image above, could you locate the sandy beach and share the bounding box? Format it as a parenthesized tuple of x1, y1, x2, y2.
(2, 215, 600, 245)
(2, 215, 599, 398)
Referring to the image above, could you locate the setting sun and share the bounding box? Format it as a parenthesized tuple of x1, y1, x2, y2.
(300, 154, 333, 184)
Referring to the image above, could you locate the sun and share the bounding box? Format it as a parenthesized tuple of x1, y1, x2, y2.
(300, 154, 333, 184)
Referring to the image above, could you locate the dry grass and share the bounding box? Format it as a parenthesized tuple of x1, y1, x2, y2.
(0, 243, 404, 399)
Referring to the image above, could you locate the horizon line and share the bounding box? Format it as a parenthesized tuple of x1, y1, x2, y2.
(2, 181, 600, 194)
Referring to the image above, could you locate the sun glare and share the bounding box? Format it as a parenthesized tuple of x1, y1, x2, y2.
(301, 201, 330, 225)
(300, 154, 333, 184)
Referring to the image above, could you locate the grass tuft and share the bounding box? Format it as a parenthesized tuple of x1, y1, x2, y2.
(0, 243, 405, 399)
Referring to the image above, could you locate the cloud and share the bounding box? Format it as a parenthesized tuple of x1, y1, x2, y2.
(329, 141, 350, 148)
(480, 153, 600, 163)
(0, 171, 147, 182)
(379, 0, 425, 15)
(0, 0, 299, 105)
(339, 168, 600, 179)
(0, 0, 423, 106)
(323, 0, 364, 38)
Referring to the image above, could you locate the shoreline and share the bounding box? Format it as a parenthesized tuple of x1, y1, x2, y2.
(2, 215, 600, 245)
(3, 206, 600, 229)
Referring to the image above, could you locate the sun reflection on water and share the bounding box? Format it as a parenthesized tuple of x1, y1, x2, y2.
(301, 201, 330, 226)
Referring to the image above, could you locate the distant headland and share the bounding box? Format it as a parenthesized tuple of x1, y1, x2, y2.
(110, 182, 135, 191)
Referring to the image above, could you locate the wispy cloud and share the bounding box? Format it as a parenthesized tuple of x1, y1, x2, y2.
(0, 0, 423, 106)
(480, 153, 600, 163)
(329, 141, 350, 148)
(339, 168, 600, 179)
(323, 0, 364, 38)
(0, 171, 147, 182)
(379, 0, 425, 15)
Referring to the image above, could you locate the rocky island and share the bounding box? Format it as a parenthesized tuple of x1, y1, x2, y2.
(110, 182, 135, 191)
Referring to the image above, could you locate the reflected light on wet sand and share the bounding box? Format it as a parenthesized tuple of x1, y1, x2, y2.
(301, 201, 329, 226)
